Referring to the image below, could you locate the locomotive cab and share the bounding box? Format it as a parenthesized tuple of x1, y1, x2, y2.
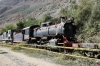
(22, 25, 39, 43)
(22, 27, 30, 40)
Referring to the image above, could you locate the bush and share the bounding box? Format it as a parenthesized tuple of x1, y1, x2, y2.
(60, 0, 100, 42)
(42, 13, 52, 22)
(0, 24, 17, 33)
(16, 20, 25, 29)
(60, 8, 68, 17)
(16, 17, 41, 29)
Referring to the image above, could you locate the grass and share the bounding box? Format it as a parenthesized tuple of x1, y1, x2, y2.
(0, 43, 12, 47)
(11, 45, 100, 66)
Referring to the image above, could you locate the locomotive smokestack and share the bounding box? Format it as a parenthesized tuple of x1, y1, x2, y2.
(56, 16, 67, 35)
(61, 16, 67, 23)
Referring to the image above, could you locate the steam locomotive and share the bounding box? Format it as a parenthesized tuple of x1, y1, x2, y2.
(0, 17, 100, 58)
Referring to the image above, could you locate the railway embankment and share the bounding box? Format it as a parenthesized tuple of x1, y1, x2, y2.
(0, 44, 62, 66)
(0, 43, 100, 66)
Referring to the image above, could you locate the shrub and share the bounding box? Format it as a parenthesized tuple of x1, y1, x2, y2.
(0, 24, 17, 33)
(16, 20, 25, 29)
(42, 13, 52, 22)
(60, 0, 100, 42)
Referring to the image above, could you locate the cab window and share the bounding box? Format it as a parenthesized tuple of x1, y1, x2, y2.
(25, 29, 29, 35)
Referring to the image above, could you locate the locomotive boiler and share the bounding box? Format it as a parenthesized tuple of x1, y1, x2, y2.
(33, 21, 66, 44)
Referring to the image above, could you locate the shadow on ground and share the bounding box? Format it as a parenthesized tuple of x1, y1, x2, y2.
(0, 52, 8, 54)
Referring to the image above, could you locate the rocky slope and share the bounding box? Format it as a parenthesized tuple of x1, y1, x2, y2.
(0, 0, 79, 27)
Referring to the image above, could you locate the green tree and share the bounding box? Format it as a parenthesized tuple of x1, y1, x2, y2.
(16, 20, 25, 29)
(42, 13, 52, 22)
(5, 24, 17, 31)
(24, 17, 38, 27)
(0, 28, 6, 33)
(0, 24, 17, 33)
(36, 19, 43, 25)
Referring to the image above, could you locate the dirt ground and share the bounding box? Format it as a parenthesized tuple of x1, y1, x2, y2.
(0, 46, 62, 66)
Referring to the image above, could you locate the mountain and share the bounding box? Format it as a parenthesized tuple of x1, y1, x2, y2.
(0, 0, 79, 27)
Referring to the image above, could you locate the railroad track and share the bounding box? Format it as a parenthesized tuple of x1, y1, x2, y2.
(0, 43, 100, 59)
(18, 44, 100, 59)
(20, 46, 100, 61)
(19, 44, 100, 52)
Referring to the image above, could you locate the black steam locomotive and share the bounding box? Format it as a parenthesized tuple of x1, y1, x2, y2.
(0, 17, 76, 45)
(0, 17, 100, 58)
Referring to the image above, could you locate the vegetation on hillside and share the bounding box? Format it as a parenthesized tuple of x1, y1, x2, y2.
(60, 0, 100, 42)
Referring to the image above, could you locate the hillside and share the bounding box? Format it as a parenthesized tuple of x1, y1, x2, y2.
(0, 0, 76, 26)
